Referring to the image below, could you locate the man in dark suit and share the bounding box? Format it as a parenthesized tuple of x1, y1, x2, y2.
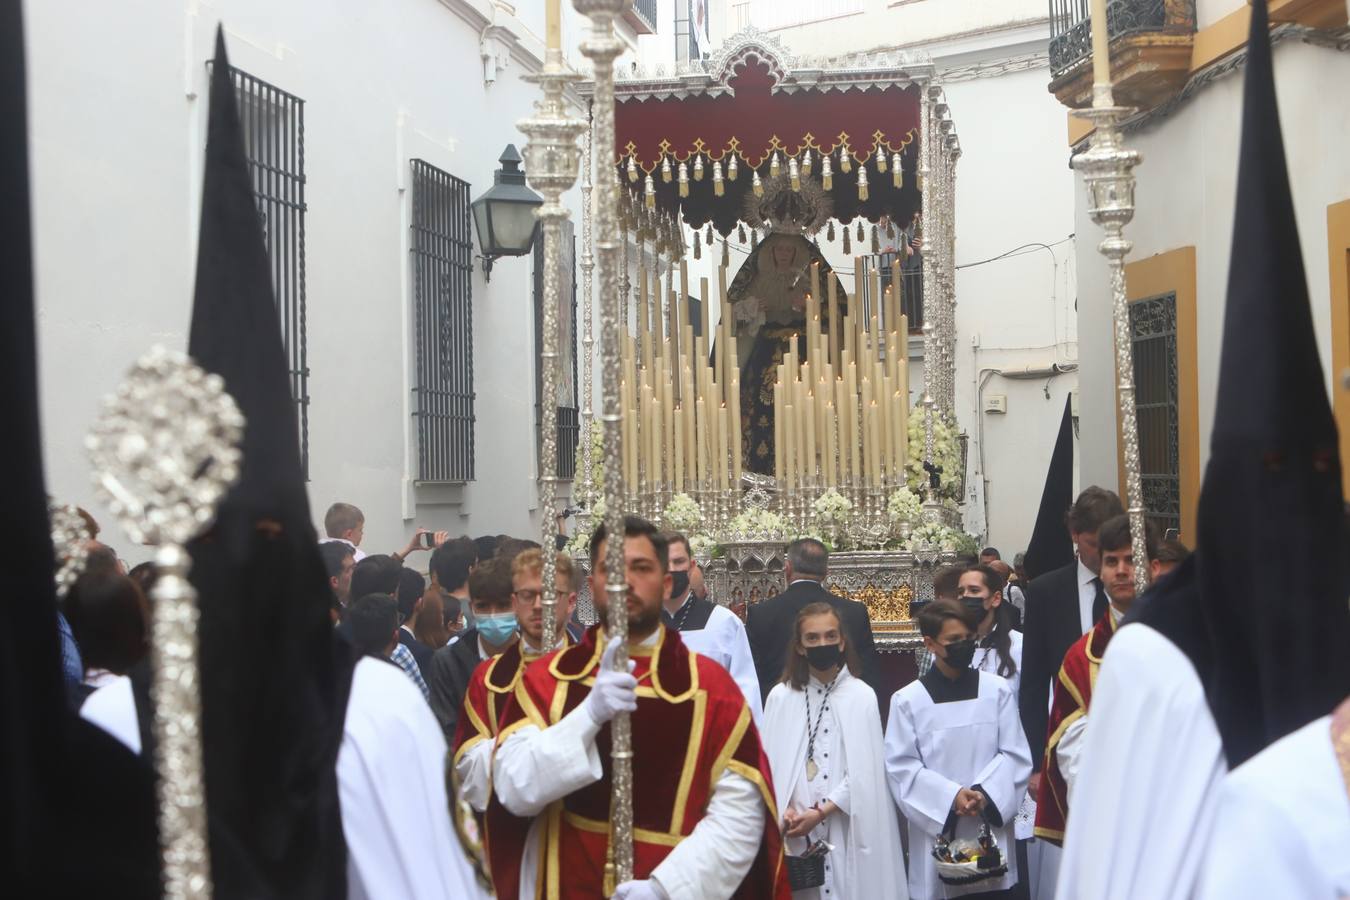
(425, 557, 518, 739)
(395, 567, 435, 672)
(1018, 486, 1123, 787)
(745, 538, 880, 700)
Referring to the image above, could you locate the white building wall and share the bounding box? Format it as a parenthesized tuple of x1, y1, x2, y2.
(25, 0, 645, 563)
(1076, 39, 1350, 498)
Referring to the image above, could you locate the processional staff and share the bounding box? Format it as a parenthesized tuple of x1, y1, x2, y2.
(520, 0, 585, 653)
(86, 345, 245, 900)
(573, 0, 635, 892)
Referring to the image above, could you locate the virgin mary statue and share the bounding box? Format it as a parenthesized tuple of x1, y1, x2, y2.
(716, 176, 848, 476)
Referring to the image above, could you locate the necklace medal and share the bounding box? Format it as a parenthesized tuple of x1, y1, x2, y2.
(806, 758, 820, 781)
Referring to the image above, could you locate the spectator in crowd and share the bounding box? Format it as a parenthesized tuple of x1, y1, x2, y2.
(980, 547, 1001, 565)
(442, 595, 465, 640)
(1154, 537, 1191, 578)
(988, 559, 1026, 630)
(474, 534, 500, 562)
(396, 567, 435, 672)
(64, 569, 150, 700)
(349, 593, 400, 660)
(1012, 552, 1027, 584)
(426, 557, 518, 738)
(431, 536, 477, 631)
(348, 555, 429, 700)
(412, 588, 450, 650)
(321, 502, 366, 562)
(319, 541, 356, 610)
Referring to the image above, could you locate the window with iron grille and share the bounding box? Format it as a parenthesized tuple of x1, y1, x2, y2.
(410, 160, 475, 482)
(1130, 292, 1181, 535)
(229, 67, 309, 477)
(534, 222, 579, 480)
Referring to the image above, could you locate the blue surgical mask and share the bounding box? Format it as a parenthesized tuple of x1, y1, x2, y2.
(476, 612, 518, 645)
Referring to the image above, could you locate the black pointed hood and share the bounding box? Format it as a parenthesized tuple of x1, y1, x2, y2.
(1022, 395, 1076, 580)
(1, 0, 158, 893)
(1138, 0, 1350, 769)
(187, 29, 350, 897)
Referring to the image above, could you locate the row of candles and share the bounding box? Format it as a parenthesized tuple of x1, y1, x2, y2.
(618, 253, 912, 493)
(619, 260, 742, 492)
(774, 258, 910, 488)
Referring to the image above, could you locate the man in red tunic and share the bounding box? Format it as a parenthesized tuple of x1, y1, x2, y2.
(1035, 514, 1159, 844)
(453, 549, 579, 814)
(487, 516, 789, 900)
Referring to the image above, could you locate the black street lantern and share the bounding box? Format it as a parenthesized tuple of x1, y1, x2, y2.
(470, 144, 543, 281)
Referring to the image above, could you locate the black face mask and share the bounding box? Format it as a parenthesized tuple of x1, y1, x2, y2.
(942, 638, 977, 670)
(669, 570, 690, 600)
(961, 597, 987, 617)
(805, 643, 843, 671)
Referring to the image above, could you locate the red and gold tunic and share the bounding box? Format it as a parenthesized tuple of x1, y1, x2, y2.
(453, 638, 569, 769)
(485, 623, 790, 900)
(1034, 609, 1117, 844)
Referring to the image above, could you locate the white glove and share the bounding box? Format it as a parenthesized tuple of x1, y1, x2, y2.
(612, 879, 668, 900)
(583, 638, 638, 726)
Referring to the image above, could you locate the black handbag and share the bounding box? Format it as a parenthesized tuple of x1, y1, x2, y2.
(784, 848, 826, 890)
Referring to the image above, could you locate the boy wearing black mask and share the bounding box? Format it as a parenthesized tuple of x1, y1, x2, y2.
(661, 532, 762, 724)
(885, 599, 1034, 899)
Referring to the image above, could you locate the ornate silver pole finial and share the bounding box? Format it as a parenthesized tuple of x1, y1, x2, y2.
(1074, 82, 1149, 594)
(573, 0, 633, 891)
(85, 345, 245, 900)
(520, 28, 586, 655)
(49, 501, 92, 599)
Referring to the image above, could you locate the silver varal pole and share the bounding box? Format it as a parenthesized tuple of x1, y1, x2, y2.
(1075, 79, 1149, 595)
(85, 346, 245, 900)
(574, 0, 633, 892)
(579, 121, 597, 513)
(520, 38, 585, 653)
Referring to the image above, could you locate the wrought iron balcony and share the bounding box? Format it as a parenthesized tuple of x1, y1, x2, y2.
(624, 0, 658, 35)
(1048, 0, 1196, 110)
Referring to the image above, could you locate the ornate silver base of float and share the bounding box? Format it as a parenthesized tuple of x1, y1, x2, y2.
(573, 542, 956, 654)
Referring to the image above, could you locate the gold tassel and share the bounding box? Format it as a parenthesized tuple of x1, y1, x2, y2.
(839, 144, 852, 174)
(770, 152, 781, 179)
(789, 156, 801, 192)
(713, 159, 724, 196)
(752, 169, 764, 197)
(705, 222, 714, 245)
(888, 221, 897, 239)
(893, 153, 902, 188)
(728, 154, 739, 181)
(628, 155, 639, 183)
(802, 148, 813, 176)
(842, 227, 851, 254)
(645, 174, 656, 208)
(826, 220, 835, 242)
(661, 155, 672, 183)
(750, 229, 759, 251)
(858, 165, 869, 201)
(871, 224, 880, 254)
(822, 152, 833, 190)
(738, 223, 747, 243)
(876, 144, 887, 173)
(856, 220, 865, 242)
(693, 237, 702, 260)
(722, 238, 730, 267)
(694, 154, 704, 181)
(678, 161, 689, 198)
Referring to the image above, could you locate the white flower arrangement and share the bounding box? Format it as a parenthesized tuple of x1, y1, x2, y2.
(886, 486, 924, 526)
(811, 489, 854, 527)
(574, 420, 606, 501)
(662, 493, 704, 534)
(904, 522, 980, 555)
(726, 508, 788, 542)
(687, 533, 719, 559)
(905, 406, 963, 500)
